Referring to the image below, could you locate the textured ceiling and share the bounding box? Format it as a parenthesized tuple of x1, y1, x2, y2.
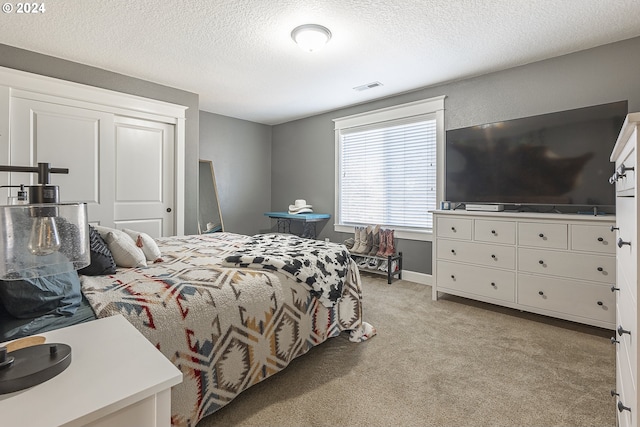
(2, 0, 640, 125)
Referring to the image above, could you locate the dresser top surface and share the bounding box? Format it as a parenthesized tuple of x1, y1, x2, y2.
(432, 209, 615, 223)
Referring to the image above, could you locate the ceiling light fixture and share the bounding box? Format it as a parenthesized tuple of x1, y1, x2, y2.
(291, 24, 332, 52)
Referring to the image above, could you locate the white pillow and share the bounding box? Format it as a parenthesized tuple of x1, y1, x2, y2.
(103, 231, 147, 268)
(93, 225, 117, 240)
(122, 228, 163, 263)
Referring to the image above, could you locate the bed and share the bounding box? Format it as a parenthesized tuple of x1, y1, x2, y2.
(0, 231, 375, 427)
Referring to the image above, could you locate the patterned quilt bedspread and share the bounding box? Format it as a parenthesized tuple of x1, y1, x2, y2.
(80, 232, 375, 427)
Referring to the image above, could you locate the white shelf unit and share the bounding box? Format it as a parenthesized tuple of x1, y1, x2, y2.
(610, 112, 640, 427)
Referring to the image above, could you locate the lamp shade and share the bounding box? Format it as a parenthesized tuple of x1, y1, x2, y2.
(0, 203, 90, 280)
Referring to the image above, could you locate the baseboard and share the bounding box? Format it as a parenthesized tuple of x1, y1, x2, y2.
(401, 270, 431, 286)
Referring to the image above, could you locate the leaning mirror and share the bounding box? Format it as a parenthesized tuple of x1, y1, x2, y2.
(198, 159, 224, 233)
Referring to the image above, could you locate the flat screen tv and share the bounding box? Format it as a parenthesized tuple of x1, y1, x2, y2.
(445, 101, 628, 213)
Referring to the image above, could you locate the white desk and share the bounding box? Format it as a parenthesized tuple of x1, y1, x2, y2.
(0, 314, 183, 427)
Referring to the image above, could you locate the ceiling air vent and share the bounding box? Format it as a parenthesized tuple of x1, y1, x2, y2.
(353, 81, 383, 92)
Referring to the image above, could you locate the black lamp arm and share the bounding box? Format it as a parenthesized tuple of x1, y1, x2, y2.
(0, 163, 69, 185)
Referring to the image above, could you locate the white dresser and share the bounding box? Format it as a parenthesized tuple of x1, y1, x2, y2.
(0, 315, 183, 427)
(432, 210, 616, 329)
(610, 112, 640, 427)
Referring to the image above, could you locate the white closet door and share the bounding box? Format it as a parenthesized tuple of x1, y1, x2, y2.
(10, 97, 115, 226)
(113, 116, 174, 237)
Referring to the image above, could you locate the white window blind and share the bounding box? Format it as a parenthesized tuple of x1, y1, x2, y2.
(339, 117, 437, 230)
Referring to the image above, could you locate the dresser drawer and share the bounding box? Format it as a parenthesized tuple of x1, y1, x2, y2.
(617, 286, 637, 385)
(570, 224, 616, 254)
(474, 219, 516, 244)
(616, 349, 634, 427)
(437, 239, 515, 270)
(436, 217, 472, 240)
(615, 133, 636, 195)
(436, 261, 515, 302)
(518, 248, 615, 283)
(616, 196, 637, 303)
(518, 274, 614, 324)
(518, 222, 568, 249)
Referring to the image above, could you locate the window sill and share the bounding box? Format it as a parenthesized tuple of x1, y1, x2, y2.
(335, 224, 433, 242)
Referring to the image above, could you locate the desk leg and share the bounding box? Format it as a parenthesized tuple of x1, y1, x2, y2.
(301, 223, 316, 239)
(277, 218, 291, 234)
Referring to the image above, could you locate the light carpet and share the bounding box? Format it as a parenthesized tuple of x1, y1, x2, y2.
(197, 274, 615, 427)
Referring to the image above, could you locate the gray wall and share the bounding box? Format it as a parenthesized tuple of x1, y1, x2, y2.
(199, 111, 272, 236)
(0, 44, 201, 235)
(271, 36, 640, 275)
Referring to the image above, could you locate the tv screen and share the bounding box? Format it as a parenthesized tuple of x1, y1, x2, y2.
(445, 101, 628, 211)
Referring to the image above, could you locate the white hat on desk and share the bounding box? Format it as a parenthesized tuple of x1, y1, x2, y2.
(288, 199, 313, 214)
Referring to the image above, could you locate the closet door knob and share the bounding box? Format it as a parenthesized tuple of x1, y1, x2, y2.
(618, 401, 631, 413)
(611, 285, 620, 292)
(611, 337, 620, 345)
(618, 238, 631, 248)
(611, 389, 620, 397)
(611, 226, 619, 232)
(618, 325, 631, 336)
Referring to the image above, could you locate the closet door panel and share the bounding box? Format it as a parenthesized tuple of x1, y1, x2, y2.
(113, 116, 174, 237)
(10, 98, 115, 225)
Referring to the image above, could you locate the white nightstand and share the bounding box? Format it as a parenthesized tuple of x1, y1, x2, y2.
(0, 314, 183, 427)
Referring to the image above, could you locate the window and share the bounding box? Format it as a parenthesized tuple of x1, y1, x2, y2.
(333, 96, 445, 241)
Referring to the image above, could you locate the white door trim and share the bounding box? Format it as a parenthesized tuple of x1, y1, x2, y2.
(0, 66, 186, 235)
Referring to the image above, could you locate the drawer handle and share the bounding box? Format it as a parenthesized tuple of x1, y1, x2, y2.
(538, 291, 544, 296)
(450, 275, 455, 280)
(597, 237, 604, 242)
(538, 260, 544, 265)
(618, 325, 631, 336)
(451, 249, 456, 254)
(490, 282, 496, 288)
(538, 233, 545, 238)
(617, 238, 631, 248)
(617, 163, 635, 177)
(597, 301, 603, 306)
(611, 337, 620, 345)
(491, 254, 496, 259)
(611, 226, 619, 232)
(618, 401, 631, 413)
(451, 227, 456, 232)
(611, 285, 620, 292)
(597, 267, 604, 272)
(612, 389, 620, 397)
(491, 230, 496, 235)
